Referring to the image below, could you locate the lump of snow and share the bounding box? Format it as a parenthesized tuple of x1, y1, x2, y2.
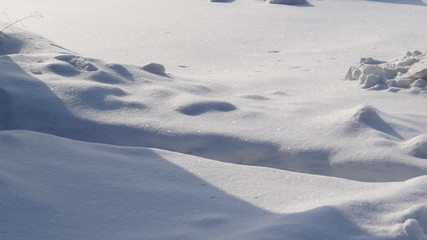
(403, 135, 427, 158)
(54, 55, 98, 72)
(266, 0, 309, 5)
(409, 50, 423, 57)
(142, 63, 166, 75)
(391, 78, 412, 88)
(176, 101, 236, 116)
(360, 57, 386, 65)
(359, 65, 384, 85)
(396, 57, 418, 67)
(345, 66, 361, 81)
(346, 50, 427, 92)
(401, 219, 427, 240)
(362, 74, 382, 88)
(407, 58, 427, 79)
(352, 105, 382, 124)
(383, 67, 407, 80)
(210, 0, 234, 2)
(413, 79, 427, 87)
(361, 65, 384, 76)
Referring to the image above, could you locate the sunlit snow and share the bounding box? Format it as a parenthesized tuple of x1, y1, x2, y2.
(1, 0, 427, 239)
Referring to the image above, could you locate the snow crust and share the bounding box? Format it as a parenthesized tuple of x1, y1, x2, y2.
(1, 0, 427, 239)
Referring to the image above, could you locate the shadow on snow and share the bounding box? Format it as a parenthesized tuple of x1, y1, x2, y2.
(0, 130, 381, 240)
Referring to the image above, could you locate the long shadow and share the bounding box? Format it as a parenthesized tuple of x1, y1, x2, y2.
(368, 0, 427, 6)
(0, 33, 22, 55)
(0, 130, 382, 240)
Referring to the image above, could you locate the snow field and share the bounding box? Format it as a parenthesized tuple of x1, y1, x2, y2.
(1, 0, 427, 239)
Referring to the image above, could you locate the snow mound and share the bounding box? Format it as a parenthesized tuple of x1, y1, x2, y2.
(347, 104, 403, 139)
(141, 62, 166, 76)
(266, 0, 309, 5)
(176, 101, 237, 116)
(398, 206, 427, 240)
(346, 51, 427, 93)
(402, 135, 427, 159)
(312, 104, 427, 182)
(54, 54, 98, 71)
(210, 0, 235, 2)
(401, 219, 427, 240)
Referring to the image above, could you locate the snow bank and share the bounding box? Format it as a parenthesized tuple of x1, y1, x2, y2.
(346, 51, 427, 93)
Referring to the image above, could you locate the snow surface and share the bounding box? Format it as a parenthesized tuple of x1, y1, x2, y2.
(1, 0, 427, 239)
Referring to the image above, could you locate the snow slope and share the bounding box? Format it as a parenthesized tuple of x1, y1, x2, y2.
(1, 0, 427, 239)
(2, 130, 427, 240)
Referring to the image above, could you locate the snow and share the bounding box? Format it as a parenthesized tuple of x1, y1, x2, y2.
(1, 0, 427, 239)
(346, 50, 427, 92)
(266, 0, 309, 5)
(141, 63, 167, 76)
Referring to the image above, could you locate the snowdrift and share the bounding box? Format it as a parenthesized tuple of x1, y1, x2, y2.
(1, 27, 427, 240)
(1, 130, 427, 240)
(1, 31, 426, 182)
(1, 0, 427, 239)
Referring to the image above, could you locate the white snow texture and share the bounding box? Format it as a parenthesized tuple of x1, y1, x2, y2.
(1, 0, 427, 240)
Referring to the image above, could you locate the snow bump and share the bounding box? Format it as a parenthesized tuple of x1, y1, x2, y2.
(142, 63, 166, 76)
(176, 101, 237, 116)
(402, 135, 427, 159)
(266, 0, 309, 5)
